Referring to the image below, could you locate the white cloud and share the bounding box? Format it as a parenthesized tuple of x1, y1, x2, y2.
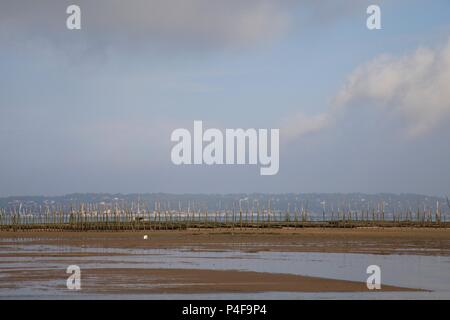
(281, 112, 331, 142)
(335, 38, 450, 137)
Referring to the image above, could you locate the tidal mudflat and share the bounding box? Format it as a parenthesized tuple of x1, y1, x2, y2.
(0, 228, 449, 299)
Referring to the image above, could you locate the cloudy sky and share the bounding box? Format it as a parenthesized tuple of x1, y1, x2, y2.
(1, 0, 449, 196)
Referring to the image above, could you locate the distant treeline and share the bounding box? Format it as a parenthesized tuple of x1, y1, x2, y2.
(0, 193, 448, 214)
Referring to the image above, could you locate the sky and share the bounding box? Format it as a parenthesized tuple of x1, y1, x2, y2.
(0, 0, 450, 197)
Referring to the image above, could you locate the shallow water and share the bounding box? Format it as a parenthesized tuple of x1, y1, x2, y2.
(1, 242, 449, 299)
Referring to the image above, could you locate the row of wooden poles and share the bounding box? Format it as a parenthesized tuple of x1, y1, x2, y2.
(0, 205, 448, 231)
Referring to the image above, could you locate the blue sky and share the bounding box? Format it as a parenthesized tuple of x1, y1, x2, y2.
(0, 0, 450, 196)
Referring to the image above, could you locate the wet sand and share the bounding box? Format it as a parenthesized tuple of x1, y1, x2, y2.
(1, 227, 449, 256)
(1, 228, 447, 296)
(1, 268, 418, 294)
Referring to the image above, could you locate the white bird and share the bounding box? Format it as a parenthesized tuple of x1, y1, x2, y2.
(143, 235, 148, 240)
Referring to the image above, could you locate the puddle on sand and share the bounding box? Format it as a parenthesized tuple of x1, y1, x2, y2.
(1, 243, 449, 299)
